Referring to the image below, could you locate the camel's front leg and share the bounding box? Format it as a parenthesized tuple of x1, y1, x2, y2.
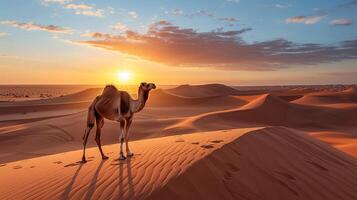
(125, 118, 133, 157)
(119, 120, 126, 160)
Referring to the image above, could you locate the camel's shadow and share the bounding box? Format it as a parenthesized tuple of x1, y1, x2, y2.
(61, 157, 134, 200)
(113, 157, 134, 198)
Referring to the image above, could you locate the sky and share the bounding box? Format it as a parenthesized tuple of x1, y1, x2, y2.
(0, 0, 357, 85)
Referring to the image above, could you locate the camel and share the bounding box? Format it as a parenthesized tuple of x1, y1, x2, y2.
(81, 82, 156, 162)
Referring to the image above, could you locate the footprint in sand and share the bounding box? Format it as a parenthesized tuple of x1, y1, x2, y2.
(64, 163, 79, 167)
(64, 160, 91, 167)
(13, 165, 22, 169)
(275, 171, 296, 180)
(210, 140, 224, 144)
(306, 160, 329, 171)
(191, 142, 200, 145)
(53, 161, 63, 164)
(30, 166, 35, 168)
(175, 139, 185, 143)
(201, 144, 214, 149)
(0, 164, 6, 167)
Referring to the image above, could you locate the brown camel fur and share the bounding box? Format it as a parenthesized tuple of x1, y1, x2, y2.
(82, 82, 156, 162)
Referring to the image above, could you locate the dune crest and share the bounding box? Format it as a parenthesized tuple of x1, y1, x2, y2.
(167, 84, 239, 98)
(293, 86, 357, 105)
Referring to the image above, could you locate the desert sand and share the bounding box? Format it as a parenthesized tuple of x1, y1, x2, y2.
(1, 84, 357, 200)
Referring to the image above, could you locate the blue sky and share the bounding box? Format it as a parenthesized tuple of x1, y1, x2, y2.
(0, 0, 357, 85)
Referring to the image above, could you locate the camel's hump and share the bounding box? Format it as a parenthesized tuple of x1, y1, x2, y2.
(101, 85, 120, 97)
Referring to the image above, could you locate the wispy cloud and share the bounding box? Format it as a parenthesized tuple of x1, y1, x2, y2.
(226, 0, 240, 3)
(187, 10, 214, 18)
(217, 17, 239, 22)
(286, 15, 324, 24)
(128, 11, 138, 19)
(64, 3, 104, 17)
(216, 17, 239, 27)
(275, 4, 292, 9)
(0, 20, 72, 33)
(330, 19, 353, 26)
(41, 0, 72, 5)
(285, 1, 357, 26)
(165, 9, 183, 16)
(0, 32, 8, 37)
(74, 21, 357, 70)
(110, 22, 128, 31)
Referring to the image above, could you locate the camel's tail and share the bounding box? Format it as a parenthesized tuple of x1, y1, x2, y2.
(83, 95, 101, 140)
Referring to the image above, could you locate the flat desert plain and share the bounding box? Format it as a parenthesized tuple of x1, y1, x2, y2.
(1, 84, 357, 200)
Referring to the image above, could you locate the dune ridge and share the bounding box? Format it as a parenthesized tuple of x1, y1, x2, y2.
(293, 86, 357, 105)
(167, 84, 239, 98)
(168, 94, 357, 133)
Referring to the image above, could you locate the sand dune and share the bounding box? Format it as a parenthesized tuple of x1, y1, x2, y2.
(1, 127, 356, 200)
(169, 94, 357, 133)
(147, 89, 247, 107)
(310, 130, 357, 157)
(0, 88, 102, 120)
(167, 84, 240, 97)
(293, 87, 357, 105)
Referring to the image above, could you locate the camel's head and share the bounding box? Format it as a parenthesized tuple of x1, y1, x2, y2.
(140, 82, 156, 92)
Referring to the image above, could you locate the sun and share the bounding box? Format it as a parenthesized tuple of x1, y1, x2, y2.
(117, 71, 132, 84)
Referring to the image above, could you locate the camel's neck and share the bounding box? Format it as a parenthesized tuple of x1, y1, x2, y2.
(131, 88, 149, 113)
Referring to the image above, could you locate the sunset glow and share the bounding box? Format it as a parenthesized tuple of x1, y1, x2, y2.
(117, 71, 132, 84)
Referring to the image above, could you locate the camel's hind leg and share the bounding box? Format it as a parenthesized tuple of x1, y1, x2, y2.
(82, 124, 94, 163)
(82, 100, 97, 163)
(125, 117, 133, 157)
(95, 116, 108, 160)
(119, 119, 127, 160)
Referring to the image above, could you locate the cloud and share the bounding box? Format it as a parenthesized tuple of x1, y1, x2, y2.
(0, 20, 72, 33)
(286, 15, 324, 24)
(290, 1, 357, 24)
(216, 17, 239, 27)
(165, 9, 183, 16)
(128, 11, 138, 19)
(275, 4, 292, 9)
(64, 3, 104, 17)
(110, 22, 128, 31)
(217, 17, 239, 22)
(74, 21, 357, 70)
(0, 32, 7, 37)
(324, 71, 357, 76)
(226, 0, 240, 3)
(41, 0, 72, 5)
(330, 19, 353, 26)
(187, 10, 214, 18)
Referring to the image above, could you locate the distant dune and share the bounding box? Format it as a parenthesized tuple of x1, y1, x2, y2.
(147, 89, 246, 107)
(293, 86, 357, 105)
(169, 94, 357, 133)
(166, 84, 240, 97)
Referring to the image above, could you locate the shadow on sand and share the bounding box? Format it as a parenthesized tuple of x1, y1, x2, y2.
(61, 163, 84, 200)
(61, 157, 135, 200)
(112, 157, 134, 199)
(84, 160, 106, 200)
(61, 160, 106, 200)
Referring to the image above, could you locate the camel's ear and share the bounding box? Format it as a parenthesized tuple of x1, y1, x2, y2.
(140, 82, 147, 87)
